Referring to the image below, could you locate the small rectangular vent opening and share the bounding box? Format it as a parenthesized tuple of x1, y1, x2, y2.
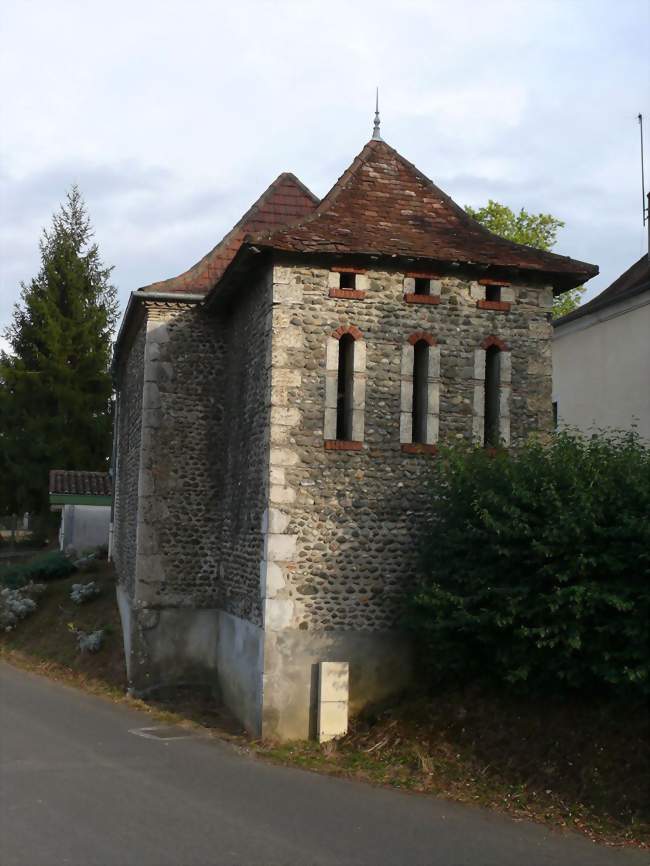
(414, 277, 430, 294)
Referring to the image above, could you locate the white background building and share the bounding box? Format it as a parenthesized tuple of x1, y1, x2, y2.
(49, 470, 112, 554)
(553, 253, 650, 440)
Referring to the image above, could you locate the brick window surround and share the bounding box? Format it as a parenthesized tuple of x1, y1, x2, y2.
(472, 335, 512, 446)
(328, 267, 368, 300)
(476, 278, 512, 312)
(401, 442, 438, 454)
(400, 332, 440, 454)
(403, 272, 442, 305)
(477, 299, 512, 311)
(324, 326, 366, 449)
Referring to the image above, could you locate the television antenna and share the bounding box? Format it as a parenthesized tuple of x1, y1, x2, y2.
(639, 114, 648, 226)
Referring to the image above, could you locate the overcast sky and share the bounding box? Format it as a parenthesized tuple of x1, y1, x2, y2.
(1, 0, 648, 346)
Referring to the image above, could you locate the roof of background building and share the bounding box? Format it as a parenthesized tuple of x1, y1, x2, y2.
(140, 173, 319, 295)
(49, 470, 112, 497)
(247, 139, 597, 288)
(554, 254, 650, 326)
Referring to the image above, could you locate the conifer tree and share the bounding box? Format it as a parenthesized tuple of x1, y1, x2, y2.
(0, 186, 118, 516)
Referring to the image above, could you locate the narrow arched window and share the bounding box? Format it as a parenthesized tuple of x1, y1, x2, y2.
(324, 326, 366, 449)
(336, 334, 355, 440)
(411, 340, 429, 443)
(484, 345, 501, 447)
(400, 333, 440, 452)
(472, 336, 511, 447)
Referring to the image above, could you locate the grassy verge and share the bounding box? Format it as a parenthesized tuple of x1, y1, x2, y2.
(1, 560, 127, 689)
(256, 691, 649, 848)
(0, 560, 247, 737)
(2, 563, 647, 848)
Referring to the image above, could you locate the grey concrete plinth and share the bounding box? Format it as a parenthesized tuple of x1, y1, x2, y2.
(117, 584, 411, 740)
(261, 627, 412, 740)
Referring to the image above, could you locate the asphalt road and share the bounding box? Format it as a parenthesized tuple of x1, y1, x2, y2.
(0, 663, 647, 866)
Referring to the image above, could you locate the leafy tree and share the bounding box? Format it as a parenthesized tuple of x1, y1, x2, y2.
(552, 284, 587, 318)
(407, 431, 650, 699)
(0, 186, 118, 516)
(465, 200, 586, 316)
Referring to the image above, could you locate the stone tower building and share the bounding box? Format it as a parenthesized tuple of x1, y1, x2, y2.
(111, 134, 597, 739)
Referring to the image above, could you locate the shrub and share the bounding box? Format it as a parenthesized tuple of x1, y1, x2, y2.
(0, 551, 76, 589)
(75, 628, 104, 653)
(70, 581, 101, 604)
(0, 583, 46, 630)
(407, 430, 650, 699)
(73, 552, 98, 573)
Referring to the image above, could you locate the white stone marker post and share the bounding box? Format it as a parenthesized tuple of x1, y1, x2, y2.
(317, 661, 349, 743)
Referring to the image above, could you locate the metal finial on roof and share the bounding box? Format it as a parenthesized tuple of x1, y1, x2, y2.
(372, 88, 382, 140)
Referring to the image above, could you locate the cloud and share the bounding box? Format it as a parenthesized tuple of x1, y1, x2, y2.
(1, 0, 648, 327)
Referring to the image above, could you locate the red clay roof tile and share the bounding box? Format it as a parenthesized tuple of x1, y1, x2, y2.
(141, 173, 319, 295)
(49, 470, 112, 497)
(249, 139, 597, 286)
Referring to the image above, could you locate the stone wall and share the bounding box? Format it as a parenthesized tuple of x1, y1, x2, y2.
(211, 272, 273, 625)
(112, 258, 554, 737)
(134, 300, 224, 608)
(122, 274, 272, 624)
(265, 262, 554, 635)
(113, 322, 145, 595)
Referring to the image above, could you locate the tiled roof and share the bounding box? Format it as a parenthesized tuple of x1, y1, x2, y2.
(554, 254, 650, 326)
(141, 173, 319, 295)
(250, 139, 598, 288)
(49, 470, 112, 497)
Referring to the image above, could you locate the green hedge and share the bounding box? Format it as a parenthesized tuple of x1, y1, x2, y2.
(0, 551, 76, 590)
(407, 431, 650, 698)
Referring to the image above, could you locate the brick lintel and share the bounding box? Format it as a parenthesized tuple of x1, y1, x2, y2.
(329, 288, 367, 300)
(331, 266, 367, 274)
(324, 440, 363, 451)
(478, 277, 512, 286)
(477, 300, 512, 312)
(401, 443, 438, 455)
(403, 294, 442, 305)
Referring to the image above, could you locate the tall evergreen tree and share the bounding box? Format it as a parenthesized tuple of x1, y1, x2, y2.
(0, 186, 118, 516)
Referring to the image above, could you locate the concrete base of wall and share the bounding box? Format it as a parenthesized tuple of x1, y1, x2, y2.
(116, 587, 264, 733)
(215, 610, 264, 735)
(116, 586, 412, 741)
(116, 584, 221, 697)
(262, 628, 412, 740)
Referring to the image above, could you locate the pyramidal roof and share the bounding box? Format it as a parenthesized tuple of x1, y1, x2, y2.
(248, 139, 597, 287)
(141, 173, 319, 295)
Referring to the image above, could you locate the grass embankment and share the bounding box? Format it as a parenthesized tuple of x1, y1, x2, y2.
(259, 691, 649, 848)
(0, 559, 127, 695)
(1, 559, 647, 848)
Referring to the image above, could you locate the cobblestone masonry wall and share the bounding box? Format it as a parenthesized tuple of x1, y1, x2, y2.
(133, 276, 272, 623)
(211, 273, 272, 625)
(265, 263, 554, 633)
(113, 323, 145, 595)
